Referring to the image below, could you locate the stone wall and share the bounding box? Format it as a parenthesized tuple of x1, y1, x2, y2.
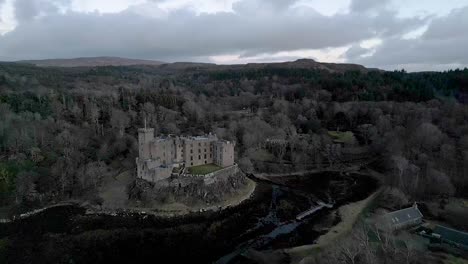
(136, 158, 173, 182)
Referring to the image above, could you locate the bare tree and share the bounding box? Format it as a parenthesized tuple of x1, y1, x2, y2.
(110, 108, 130, 137)
(392, 155, 409, 189)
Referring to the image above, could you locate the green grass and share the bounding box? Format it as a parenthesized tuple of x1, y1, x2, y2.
(188, 164, 222, 175)
(328, 131, 356, 144)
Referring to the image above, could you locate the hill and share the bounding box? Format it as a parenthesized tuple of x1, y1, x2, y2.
(227, 59, 371, 73)
(18, 56, 165, 67)
(13, 57, 374, 73)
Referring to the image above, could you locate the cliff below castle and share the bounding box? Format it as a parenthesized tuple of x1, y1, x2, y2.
(129, 165, 255, 212)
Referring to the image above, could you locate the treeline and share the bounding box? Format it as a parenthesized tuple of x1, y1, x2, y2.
(205, 68, 468, 102)
(0, 62, 467, 210)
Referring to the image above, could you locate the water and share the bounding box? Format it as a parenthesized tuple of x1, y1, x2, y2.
(1, 172, 378, 264)
(215, 185, 334, 264)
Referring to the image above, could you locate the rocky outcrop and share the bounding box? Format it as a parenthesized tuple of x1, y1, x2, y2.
(129, 165, 249, 206)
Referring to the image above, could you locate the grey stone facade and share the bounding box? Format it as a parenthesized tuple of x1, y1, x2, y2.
(136, 127, 235, 183)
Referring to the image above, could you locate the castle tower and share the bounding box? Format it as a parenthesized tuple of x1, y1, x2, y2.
(138, 127, 154, 159)
(214, 140, 235, 167)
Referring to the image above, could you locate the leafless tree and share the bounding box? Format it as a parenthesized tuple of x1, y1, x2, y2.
(110, 108, 130, 137)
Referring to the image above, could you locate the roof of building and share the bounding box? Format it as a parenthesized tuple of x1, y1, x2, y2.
(434, 225, 468, 247)
(382, 204, 423, 227)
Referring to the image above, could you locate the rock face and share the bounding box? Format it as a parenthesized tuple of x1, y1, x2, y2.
(130, 165, 249, 206)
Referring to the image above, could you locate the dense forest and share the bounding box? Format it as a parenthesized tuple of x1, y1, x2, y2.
(1, 60, 468, 212)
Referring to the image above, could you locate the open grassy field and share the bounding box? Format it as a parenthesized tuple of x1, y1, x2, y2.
(328, 131, 356, 144)
(188, 164, 222, 175)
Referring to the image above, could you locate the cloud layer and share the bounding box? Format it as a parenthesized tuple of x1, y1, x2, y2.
(350, 6, 468, 70)
(0, 0, 467, 70)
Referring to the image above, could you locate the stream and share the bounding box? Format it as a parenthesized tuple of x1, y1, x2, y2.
(216, 184, 334, 264)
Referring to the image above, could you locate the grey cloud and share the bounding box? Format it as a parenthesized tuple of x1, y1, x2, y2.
(233, 0, 299, 12)
(14, 0, 41, 22)
(353, 6, 468, 69)
(0, 0, 424, 62)
(0, 0, 6, 18)
(350, 0, 391, 12)
(14, 0, 71, 22)
(345, 45, 369, 60)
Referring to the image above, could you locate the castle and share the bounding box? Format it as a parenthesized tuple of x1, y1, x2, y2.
(136, 127, 235, 183)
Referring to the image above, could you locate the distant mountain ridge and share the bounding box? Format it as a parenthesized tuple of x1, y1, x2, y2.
(18, 56, 165, 67)
(155, 59, 375, 73)
(14, 57, 378, 73)
(227, 58, 372, 73)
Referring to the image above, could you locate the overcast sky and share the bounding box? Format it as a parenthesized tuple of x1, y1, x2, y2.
(0, 0, 467, 71)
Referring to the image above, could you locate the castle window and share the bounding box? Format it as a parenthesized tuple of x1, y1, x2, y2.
(191, 162, 193, 166)
(198, 155, 201, 159)
(198, 142, 201, 146)
(204, 149, 206, 153)
(190, 156, 193, 161)
(198, 149, 201, 153)
(190, 149, 193, 154)
(204, 154, 207, 159)
(210, 154, 212, 158)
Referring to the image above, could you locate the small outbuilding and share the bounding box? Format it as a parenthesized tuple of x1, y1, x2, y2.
(380, 203, 423, 231)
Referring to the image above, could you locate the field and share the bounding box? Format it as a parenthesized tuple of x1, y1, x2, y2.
(188, 164, 222, 175)
(328, 131, 356, 144)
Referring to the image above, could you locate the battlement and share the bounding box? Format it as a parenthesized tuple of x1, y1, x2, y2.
(138, 128, 154, 133)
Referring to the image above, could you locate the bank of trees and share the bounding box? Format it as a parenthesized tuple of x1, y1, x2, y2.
(0, 63, 467, 209)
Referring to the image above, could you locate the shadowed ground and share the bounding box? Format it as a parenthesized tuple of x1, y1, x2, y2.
(99, 170, 133, 209)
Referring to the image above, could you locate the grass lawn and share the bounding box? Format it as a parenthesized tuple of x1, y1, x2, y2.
(328, 131, 356, 144)
(462, 199, 468, 208)
(188, 164, 222, 175)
